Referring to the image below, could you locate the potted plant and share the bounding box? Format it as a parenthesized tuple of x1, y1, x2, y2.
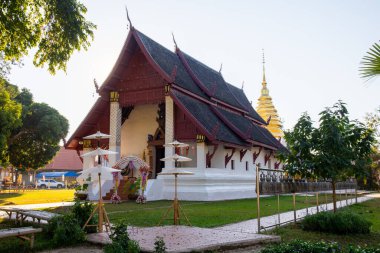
(74, 182, 89, 200)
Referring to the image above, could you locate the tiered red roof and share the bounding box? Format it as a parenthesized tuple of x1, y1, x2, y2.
(65, 27, 285, 152)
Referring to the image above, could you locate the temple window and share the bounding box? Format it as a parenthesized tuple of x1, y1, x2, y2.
(231, 160, 235, 170)
(246, 161, 249, 171)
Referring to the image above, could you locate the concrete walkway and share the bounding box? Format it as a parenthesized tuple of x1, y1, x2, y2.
(218, 195, 373, 234)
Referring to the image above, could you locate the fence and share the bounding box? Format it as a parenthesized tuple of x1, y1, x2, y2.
(255, 165, 358, 233)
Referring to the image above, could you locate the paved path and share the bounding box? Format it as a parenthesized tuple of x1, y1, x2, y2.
(219, 195, 373, 234)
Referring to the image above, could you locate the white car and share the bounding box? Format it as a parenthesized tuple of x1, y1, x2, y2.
(37, 179, 65, 189)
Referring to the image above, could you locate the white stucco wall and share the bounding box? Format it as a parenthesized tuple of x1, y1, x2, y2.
(120, 104, 159, 158)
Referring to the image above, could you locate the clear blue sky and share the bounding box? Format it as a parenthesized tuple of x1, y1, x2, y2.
(8, 0, 380, 139)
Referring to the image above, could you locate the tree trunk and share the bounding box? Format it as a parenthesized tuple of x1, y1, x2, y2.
(332, 180, 337, 213)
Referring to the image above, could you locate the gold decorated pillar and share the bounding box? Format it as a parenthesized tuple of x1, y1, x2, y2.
(82, 140, 94, 169)
(196, 134, 206, 170)
(109, 91, 121, 166)
(164, 85, 175, 169)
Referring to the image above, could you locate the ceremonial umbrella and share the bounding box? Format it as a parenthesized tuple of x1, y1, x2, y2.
(80, 147, 118, 158)
(77, 165, 121, 181)
(160, 154, 192, 162)
(83, 131, 111, 140)
(164, 140, 189, 148)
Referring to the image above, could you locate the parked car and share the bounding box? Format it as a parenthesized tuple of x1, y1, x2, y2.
(37, 179, 65, 189)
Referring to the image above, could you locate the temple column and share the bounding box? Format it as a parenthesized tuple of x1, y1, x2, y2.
(196, 135, 206, 171)
(164, 95, 175, 169)
(82, 140, 94, 169)
(109, 91, 121, 166)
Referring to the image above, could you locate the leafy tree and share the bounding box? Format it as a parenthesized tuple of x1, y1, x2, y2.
(280, 101, 375, 212)
(360, 41, 380, 80)
(8, 102, 69, 170)
(0, 0, 95, 75)
(0, 78, 68, 170)
(314, 102, 374, 212)
(278, 113, 315, 178)
(0, 79, 22, 163)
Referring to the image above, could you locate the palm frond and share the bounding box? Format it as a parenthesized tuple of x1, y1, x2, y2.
(360, 41, 380, 80)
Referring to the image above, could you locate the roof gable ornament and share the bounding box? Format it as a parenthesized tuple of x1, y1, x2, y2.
(172, 32, 178, 51)
(241, 81, 244, 90)
(218, 63, 223, 74)
(93, 78, 99, 94)
(125, 5, 133, 30)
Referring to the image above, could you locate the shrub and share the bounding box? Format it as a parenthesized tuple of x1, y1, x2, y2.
(302, 211, 371, 234)
(71, 200, 97, 233)
(154, 236, 167, 253)
(47, 213, 85, 246)
(105, 220, 140, 253)
(262, 240, 340, 253)
(262, 240, 380, 253)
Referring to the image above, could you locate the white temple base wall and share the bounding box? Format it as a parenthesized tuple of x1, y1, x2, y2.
(145, 168, 257, 201)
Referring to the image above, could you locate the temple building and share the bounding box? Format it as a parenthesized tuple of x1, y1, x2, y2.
(65, 25, 285, 201)
(256, 56, 284, 140)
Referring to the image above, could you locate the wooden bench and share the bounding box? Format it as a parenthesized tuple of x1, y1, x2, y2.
(0, 227, 42, 248)
(17, 210, 59, 224)
(0, 207, 59, 224)
(0, 207, 25, 221)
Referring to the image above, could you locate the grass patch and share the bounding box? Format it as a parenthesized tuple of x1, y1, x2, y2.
(49, 193, 356, 227)
(267, 197, 380, 249)
(0, 189, 75, 205)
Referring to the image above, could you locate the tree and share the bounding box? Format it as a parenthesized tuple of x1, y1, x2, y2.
(8, 101, 69, 170)
(0, 78, 68, 170)
(0, 79, 22, 163)
(280, 101, 375, 212)
(360, 41, 380, 80)
(0, 0, 95, 75)
(278, 113, 315, 178)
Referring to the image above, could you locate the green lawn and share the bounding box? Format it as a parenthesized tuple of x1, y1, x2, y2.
(266, 197, 380, 248)
(102, 193, 353, 227)
(0, 189, 75, 205)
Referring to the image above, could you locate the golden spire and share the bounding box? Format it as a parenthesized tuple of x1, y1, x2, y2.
(256, 51, 284, 140)
(262, 49, 267, 86)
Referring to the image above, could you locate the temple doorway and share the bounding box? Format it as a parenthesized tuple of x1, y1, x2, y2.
(148, 127, 165, 179)
(155, 146, 165, 176)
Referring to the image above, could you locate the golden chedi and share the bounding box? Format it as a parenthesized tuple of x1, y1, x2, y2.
(256, 54, 284, 140)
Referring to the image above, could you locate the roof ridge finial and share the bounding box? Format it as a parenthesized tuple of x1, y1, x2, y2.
(262, 48, 266, 86)
(241, 81, 244, 90)
(172, 32, 178, 51)
(219, 63, 223, 74)
(125, 5, 133, 30)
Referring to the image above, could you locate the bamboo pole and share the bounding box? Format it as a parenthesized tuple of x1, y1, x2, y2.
(277, 194, 280, 227)
(316, 192, 319, 213)
(293, 193, 296, 224)
(256, 164, 260, 233)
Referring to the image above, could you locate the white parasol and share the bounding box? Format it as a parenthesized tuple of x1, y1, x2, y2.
(164, 140, 189, 148)
(160, 154, 192, 162)
(81, 147, 118, 157)
(83, 131, 111, 140)
(159, 169, 194, 175)
(77, 165, 121, 181)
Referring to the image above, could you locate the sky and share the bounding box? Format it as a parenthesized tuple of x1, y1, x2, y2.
(8, 0, 380, 139)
